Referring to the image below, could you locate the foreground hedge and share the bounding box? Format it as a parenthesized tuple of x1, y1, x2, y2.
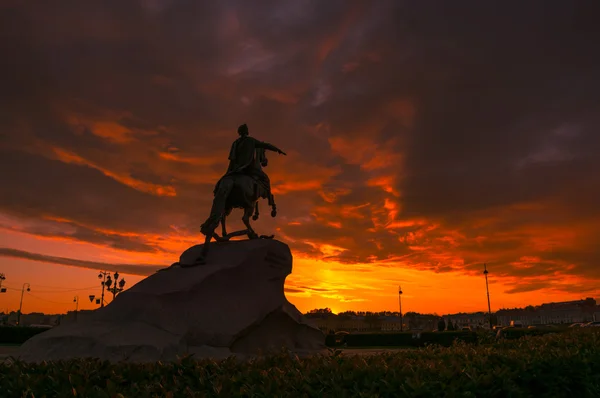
(2, 329, 599, 397)
(327, 331, 478, 347)
(498, 327, 562, 340)
(326, 328, 564, 347)
(0, 326, 49, 344)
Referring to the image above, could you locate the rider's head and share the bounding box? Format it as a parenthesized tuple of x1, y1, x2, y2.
(238, 124, 249, 137)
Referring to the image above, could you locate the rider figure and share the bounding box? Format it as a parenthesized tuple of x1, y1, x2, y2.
(222, 124, 286, 203)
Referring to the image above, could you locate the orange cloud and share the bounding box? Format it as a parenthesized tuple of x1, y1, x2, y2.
(51, 147, 177, 197)
(268, 153, 341, 195)
(318, 188, 352, 203)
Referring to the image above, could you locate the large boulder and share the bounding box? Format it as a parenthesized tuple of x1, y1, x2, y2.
(17, 239, 325, 363)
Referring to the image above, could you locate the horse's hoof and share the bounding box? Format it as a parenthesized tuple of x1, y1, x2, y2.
(260, 234, 275, 239)
(271, 210, 277, 217)
(252, 215, 259, 221)
(248, 233, 259, 239)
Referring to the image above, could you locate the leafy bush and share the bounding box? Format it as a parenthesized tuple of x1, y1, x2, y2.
(0, 326, 48, 344)
(2, 329, 599, 397)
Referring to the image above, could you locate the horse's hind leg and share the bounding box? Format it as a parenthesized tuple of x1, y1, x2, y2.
(197, 179, 233, 264)
(242, 206, 259, 239)
(252, 202, 259, 221)
(221, 214, 229, 240)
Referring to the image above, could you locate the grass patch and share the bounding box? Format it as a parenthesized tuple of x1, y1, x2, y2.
(2, 329, 599, 397)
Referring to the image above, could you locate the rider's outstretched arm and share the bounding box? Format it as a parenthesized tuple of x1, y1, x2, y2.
(256, 140, 286, 155)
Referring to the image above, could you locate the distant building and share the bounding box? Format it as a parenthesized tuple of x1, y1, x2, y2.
(305, 312, 339, 332)
(5, 312, 61, 327)
(405, 313, 438, 331)
(496, 309, 531, 327)
(496, 298, 597, 326)
(380, 316, 403, 331)
(59, 310, 97, 325)
(445, 312, 488, 329)
(305, 313, 407, 332)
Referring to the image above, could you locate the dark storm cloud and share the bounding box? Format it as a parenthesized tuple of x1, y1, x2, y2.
(394, 2, 600, 218)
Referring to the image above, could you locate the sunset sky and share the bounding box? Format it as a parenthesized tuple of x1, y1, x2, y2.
(2, 1, 600, 316)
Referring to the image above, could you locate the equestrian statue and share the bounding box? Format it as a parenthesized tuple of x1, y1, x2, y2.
(194, 123, 286, 265)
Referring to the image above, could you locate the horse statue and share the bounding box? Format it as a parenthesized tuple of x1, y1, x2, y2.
(194, 147, 277, 265)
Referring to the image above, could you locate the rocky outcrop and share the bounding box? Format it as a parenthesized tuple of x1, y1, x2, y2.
(17, 239, 325, 363)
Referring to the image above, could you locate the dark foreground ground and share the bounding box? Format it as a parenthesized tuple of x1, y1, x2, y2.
(0, 345, 409, 360)
(2, 330, 599, 397)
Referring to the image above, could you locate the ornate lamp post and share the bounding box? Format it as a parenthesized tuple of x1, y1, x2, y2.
(484, 263, 493, 329)
(98, 271, 127, 306)
(399, 285, 403, 332)
(18, 283, 30, 326)
(106, 272, 126, 300)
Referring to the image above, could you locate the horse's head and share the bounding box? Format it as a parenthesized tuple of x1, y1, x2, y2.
(256, 147, 268, 168)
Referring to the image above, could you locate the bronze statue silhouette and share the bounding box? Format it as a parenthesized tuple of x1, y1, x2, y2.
(193, 124, 286, 266)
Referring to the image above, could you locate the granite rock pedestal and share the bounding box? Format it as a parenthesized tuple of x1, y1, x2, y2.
(17, 239, 325, 363)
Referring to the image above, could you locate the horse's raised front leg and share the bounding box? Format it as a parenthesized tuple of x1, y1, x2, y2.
(242, 206, 259, 239)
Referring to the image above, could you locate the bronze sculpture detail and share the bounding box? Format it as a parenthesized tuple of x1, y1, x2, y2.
(193, 124, 286, 266)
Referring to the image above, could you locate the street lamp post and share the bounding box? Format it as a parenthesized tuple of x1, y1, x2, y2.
(106, 272, 126, 300)
(98, 271, 126, 307)
(399, 285, 403, 332)
(73, 296, 79, 321)
(484, 263, 493, 329)
(0, 273, 6, 293)
(98, 271, 110, 307)
(18, 283, 30, 326)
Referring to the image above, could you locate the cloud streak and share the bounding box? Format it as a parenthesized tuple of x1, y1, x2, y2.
(0, 248, 163, 276)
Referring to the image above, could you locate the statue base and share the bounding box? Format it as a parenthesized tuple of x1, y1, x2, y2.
(16, 240, 325, 363)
